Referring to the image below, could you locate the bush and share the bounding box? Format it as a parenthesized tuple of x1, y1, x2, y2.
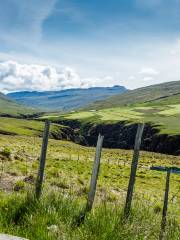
(1, 147, 11, 158)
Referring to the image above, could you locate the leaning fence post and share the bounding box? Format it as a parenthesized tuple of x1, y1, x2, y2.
(86, 134, 104, 212)
(124, 123, 145, 217)
(35, 120, 50, 199)
(159, 170, 171, 240)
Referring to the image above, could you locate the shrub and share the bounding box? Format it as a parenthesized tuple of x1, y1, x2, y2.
(1, 147, 11, 158)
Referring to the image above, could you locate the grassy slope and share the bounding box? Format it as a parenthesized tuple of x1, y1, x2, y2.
(0, 135, 179, 239)
(0, 93, 37, 117)
(86, 81, 180, 109)
(0, 117, 64, 137)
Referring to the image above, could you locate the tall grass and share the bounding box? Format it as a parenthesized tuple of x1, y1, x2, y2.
(0, 190, 179, 240)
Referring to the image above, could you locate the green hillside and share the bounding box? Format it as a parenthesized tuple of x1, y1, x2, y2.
(46, 104, 180, 135)
(86, 81, 180, 109)
(0, 117, 61, 136)
(44, 81, 180, 135)
(0, 93, 37, 117)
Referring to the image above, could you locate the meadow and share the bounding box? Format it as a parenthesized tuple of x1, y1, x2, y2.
(43, 103, 180, 135)
(0, 117, 67, 137)
(0, 132, 179, 239)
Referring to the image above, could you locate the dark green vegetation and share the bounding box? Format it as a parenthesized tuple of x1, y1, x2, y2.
(7, 86, 127, 111)
(0, 134, 179, 239)
(0, 92, 36, 117)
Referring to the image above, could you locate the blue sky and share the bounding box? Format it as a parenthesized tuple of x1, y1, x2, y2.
(1, 0, 180, 92)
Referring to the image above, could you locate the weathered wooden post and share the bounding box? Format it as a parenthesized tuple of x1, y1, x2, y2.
(150, 166, 180, 240)
(35, 120, 50, 199)
(86, 134, 104, 211)
(160, 170, 171, 239)
(74, 134, 104, 226)
(124, 123, 144, 217)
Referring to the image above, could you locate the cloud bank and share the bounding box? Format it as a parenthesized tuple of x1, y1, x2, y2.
(139, 67, 160, 76)
(0, 61, 114, 92)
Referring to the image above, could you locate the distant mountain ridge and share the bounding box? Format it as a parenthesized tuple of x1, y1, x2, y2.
(7, 86, 127, 111)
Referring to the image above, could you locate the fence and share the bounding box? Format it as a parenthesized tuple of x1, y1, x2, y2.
(0, 120, 179, 239)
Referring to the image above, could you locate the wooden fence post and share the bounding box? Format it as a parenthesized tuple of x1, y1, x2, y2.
(159, 170, 171, 240)
(35, 120, 50, 199)
(86, 134, 104, 212)
(150, 166, 180, 239)
(124, 123, 144, 217)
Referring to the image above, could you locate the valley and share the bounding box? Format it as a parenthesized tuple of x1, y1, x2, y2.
(2, 2, 180, 239)
(0, 81, 179, 239)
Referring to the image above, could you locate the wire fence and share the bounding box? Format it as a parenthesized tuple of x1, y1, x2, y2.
(0, 123, 179, 225)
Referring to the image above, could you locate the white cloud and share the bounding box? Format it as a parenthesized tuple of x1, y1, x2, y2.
(143, 76, 154, 81)
(139, 67, 160, 75)
(129, 75, 135, 80)
(0, 60, 115, 92)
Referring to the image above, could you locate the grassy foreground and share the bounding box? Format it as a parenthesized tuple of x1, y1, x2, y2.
(0, 191, 179, 240)
(0, 134, 179, 239)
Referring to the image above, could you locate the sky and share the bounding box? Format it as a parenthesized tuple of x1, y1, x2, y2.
(1, 0, 180, 92)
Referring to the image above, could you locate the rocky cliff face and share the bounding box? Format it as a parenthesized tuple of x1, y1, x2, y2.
(53, 120, 180, 156)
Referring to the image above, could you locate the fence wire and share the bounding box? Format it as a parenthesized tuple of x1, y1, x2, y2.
(0, 130, 179, 222)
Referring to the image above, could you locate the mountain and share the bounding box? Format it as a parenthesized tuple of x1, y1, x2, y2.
(0, 92, 36, 117)
(7, 86, 127, 111)
(85, 81, 180, 110)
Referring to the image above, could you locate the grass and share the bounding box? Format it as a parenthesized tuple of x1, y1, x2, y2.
(0, 134, 179, 239)
(43, 102, 180, 135)
(0, 117, 45, 136)
(0, 96, 36, 117)
(85, 81, 180, 110)
(40, 80, 180, 136)
(0, 117, 65, 137)
(0, 191, 179, 240)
